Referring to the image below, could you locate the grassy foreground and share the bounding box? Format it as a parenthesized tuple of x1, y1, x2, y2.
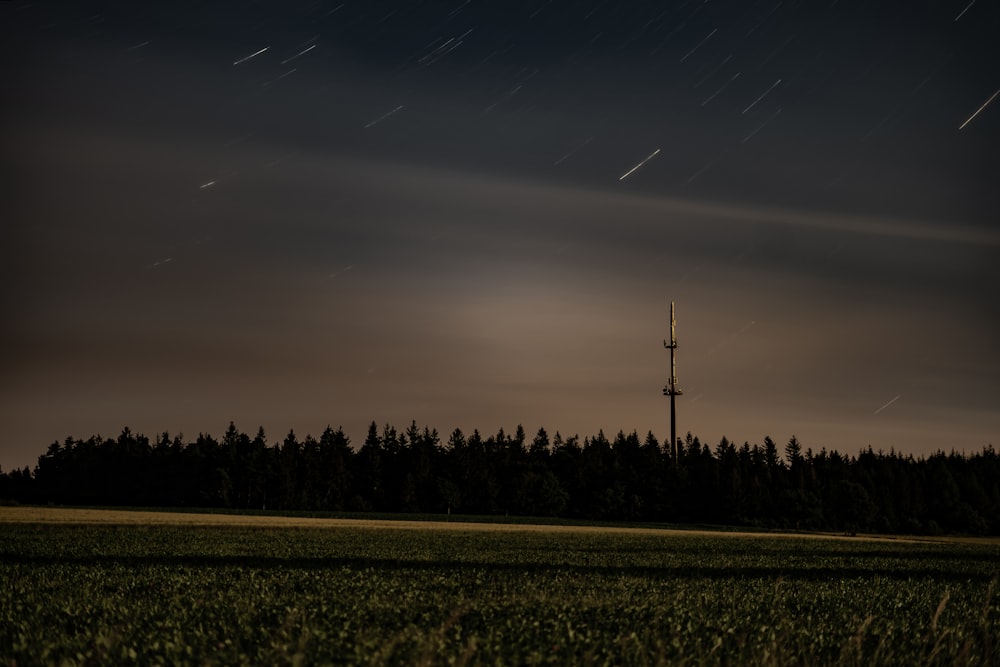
(1, 508, 998, 666)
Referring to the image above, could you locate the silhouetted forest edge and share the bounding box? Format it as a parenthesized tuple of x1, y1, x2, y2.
(2, 421, 996, 536)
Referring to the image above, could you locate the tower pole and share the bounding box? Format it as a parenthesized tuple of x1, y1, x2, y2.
(663, 301, 681, 465)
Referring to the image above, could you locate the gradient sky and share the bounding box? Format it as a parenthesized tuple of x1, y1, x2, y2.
(3, 0, 999, 472)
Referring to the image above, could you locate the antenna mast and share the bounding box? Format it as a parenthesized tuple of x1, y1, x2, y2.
(663, 301, 682, 465)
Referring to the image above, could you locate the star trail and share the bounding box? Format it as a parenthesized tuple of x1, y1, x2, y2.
(1, 0, 998, 471)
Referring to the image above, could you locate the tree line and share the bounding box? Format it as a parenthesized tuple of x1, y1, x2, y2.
(1, 421, 997, 535)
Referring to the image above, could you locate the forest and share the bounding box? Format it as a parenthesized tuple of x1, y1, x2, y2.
(1, 421, 997, 535)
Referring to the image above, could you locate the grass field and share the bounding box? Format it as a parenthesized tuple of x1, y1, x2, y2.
(2, 508, 998, 666)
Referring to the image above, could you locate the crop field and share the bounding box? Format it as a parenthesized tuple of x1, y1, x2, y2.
(1, 508, 998, 666)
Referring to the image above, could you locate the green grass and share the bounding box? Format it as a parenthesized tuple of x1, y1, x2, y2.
(2, 515, 998, 666)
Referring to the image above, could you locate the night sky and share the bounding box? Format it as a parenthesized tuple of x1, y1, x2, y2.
(3, 0, 998, 472)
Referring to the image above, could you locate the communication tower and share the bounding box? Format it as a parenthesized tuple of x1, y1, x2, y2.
(663, 301, 682, 465)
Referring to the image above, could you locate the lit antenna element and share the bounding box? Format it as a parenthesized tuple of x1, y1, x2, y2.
(663, 301, 682, 465)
